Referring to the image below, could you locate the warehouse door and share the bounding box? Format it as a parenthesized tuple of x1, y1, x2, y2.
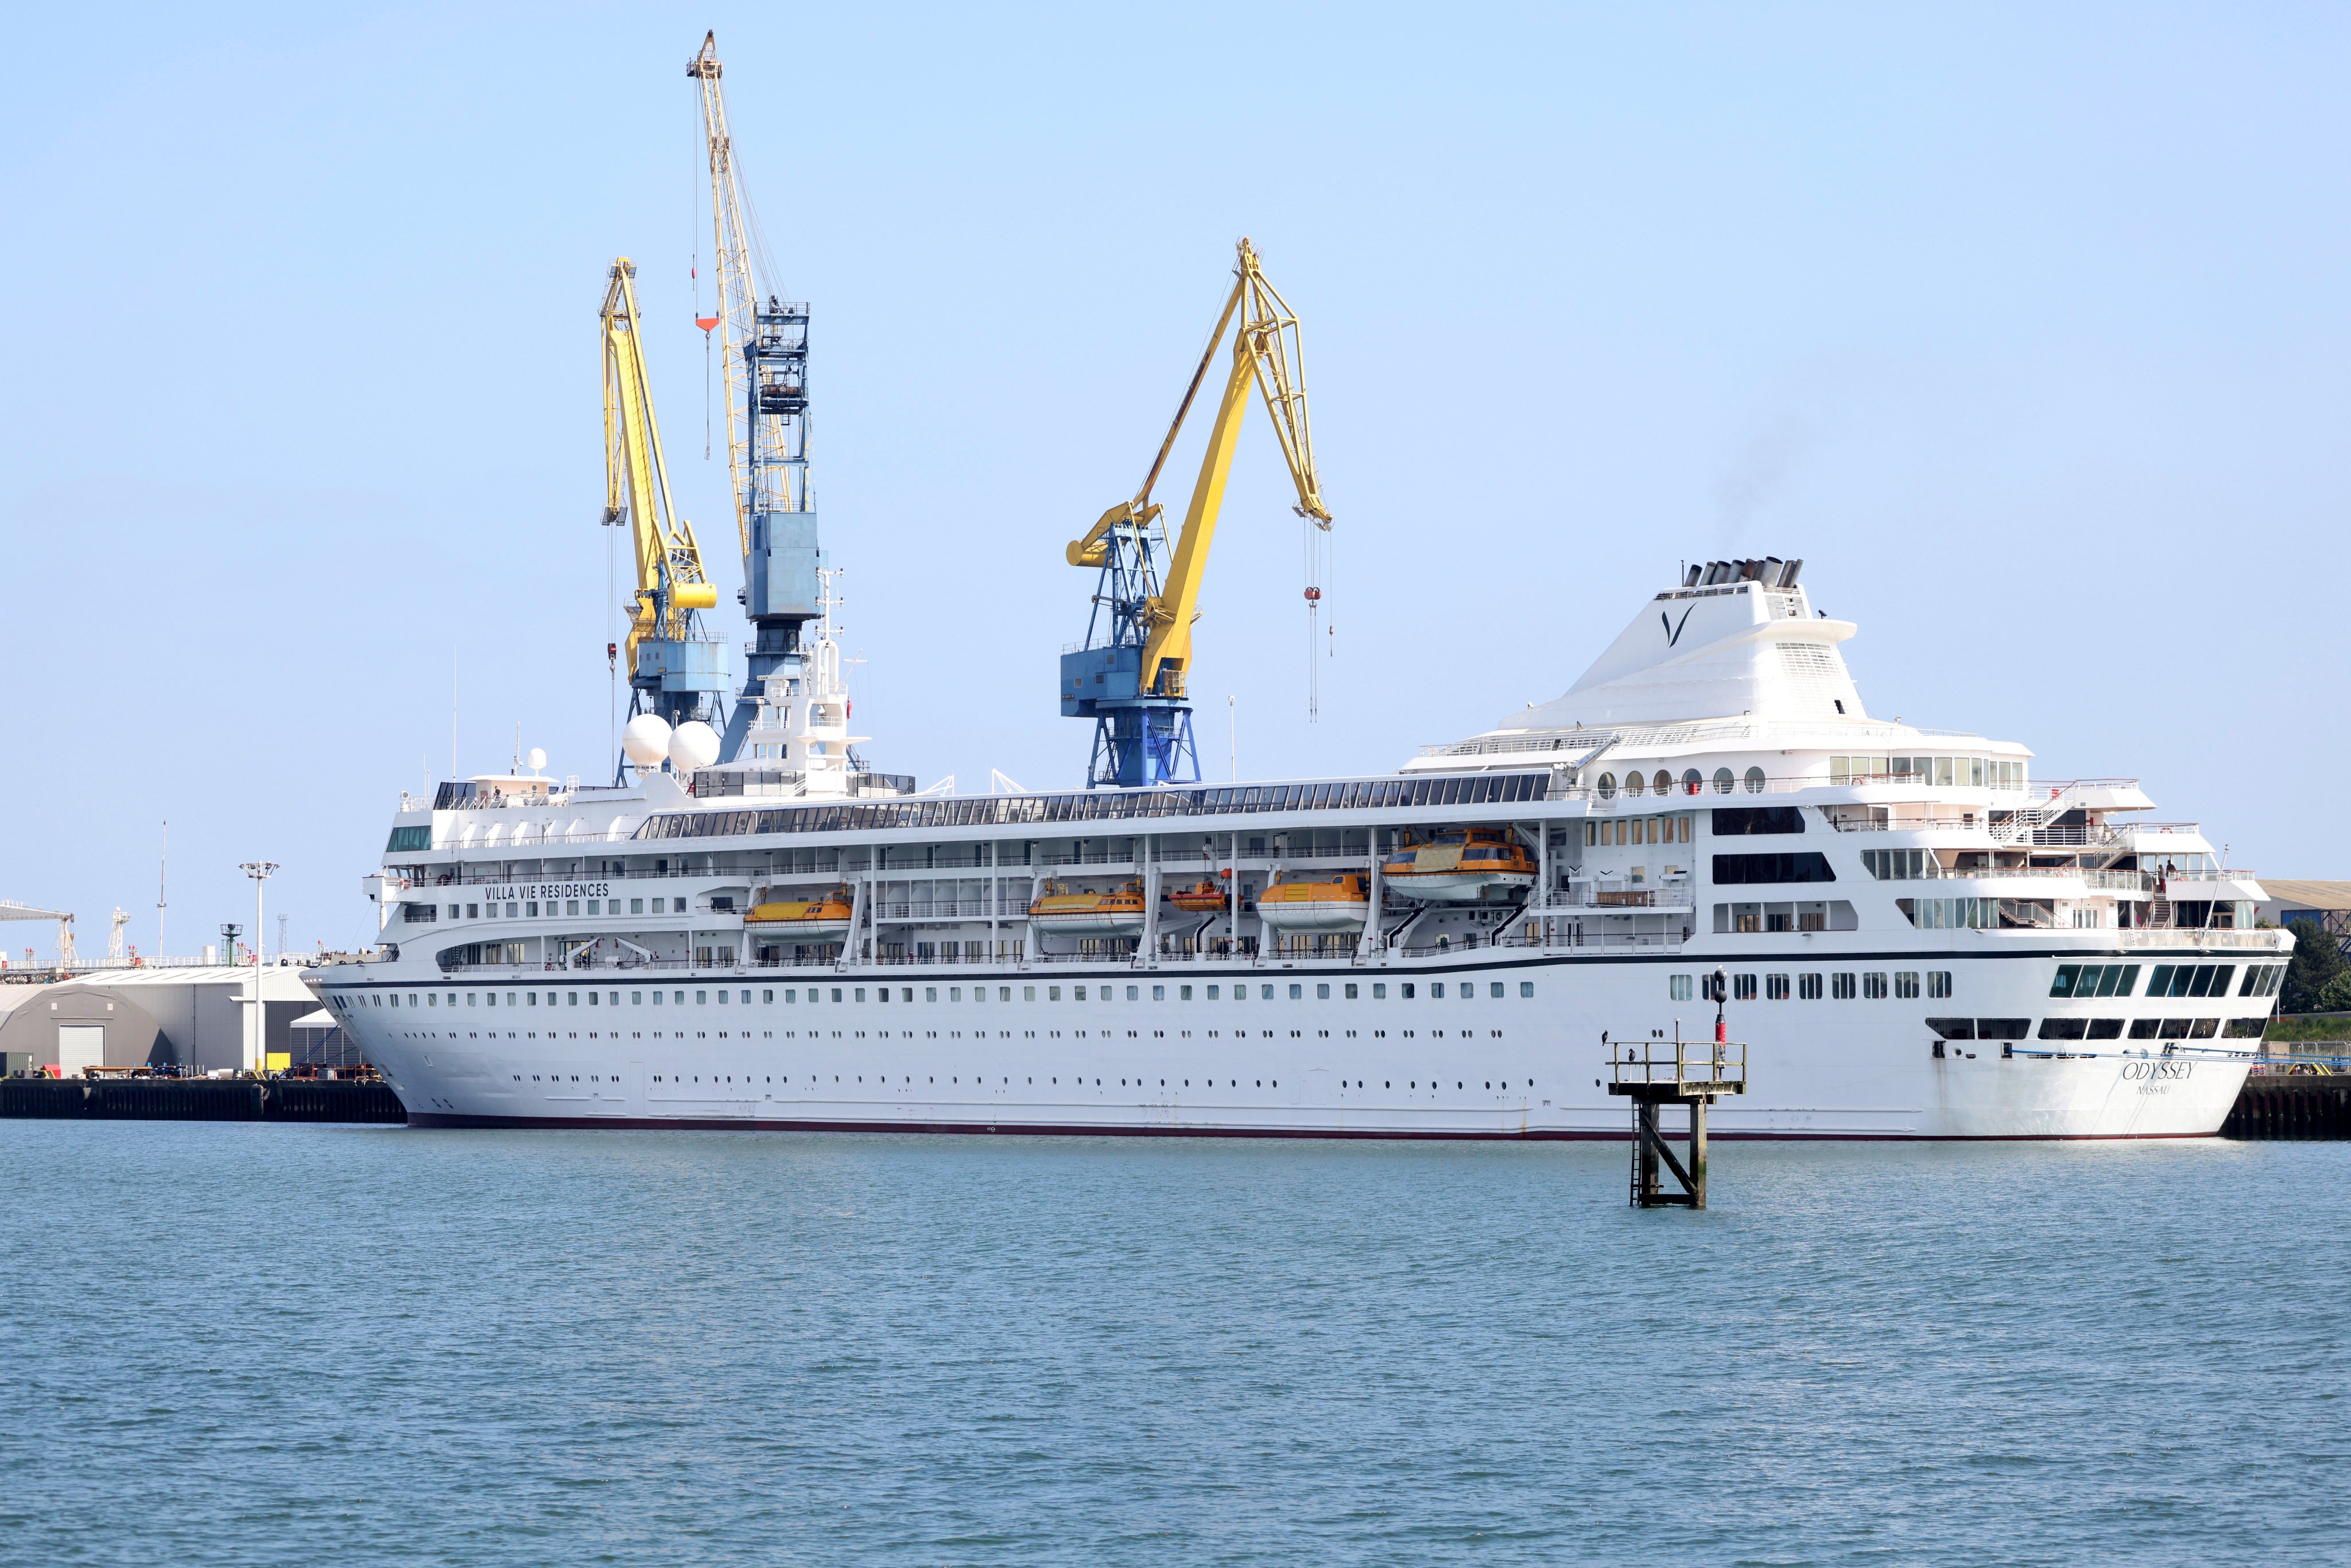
(56, 1025, 104, 1077)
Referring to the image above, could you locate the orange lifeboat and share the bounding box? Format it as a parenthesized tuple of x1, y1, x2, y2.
(1027, 880, 1148, 936)
(744, 886, 855, 939)
(1256, 874, 1371, 932)
(1165, 874, 1235, 913)
(1379, 828, 1537, 902)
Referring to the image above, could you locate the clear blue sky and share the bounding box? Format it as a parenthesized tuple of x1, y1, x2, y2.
(3, 3, 2345, 960)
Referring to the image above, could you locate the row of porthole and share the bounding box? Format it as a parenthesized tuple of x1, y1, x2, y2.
(336, 980, 1540, 1012)
(1597, 767, 1764, 800)
(544, 1070, 1534, 1093)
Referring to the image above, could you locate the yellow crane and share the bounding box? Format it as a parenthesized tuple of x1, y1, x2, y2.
(602, 258, 724, 728)
(1062, 238, 1332, 787)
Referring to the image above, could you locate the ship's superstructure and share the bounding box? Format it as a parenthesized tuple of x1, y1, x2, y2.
(323, 557, 2284, 1138)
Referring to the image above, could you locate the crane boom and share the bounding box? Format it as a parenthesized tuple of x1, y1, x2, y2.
(603, 258, 724, 733)
(690, 30, 825, 766)
(1060, 239, 1332, 789)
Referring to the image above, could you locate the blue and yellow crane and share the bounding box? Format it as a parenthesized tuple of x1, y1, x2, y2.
(1062, 238, 1332, 788)
(602, 257, 726, 732)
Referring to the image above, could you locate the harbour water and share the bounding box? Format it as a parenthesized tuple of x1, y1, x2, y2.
(2, 1127, 2344, 1564)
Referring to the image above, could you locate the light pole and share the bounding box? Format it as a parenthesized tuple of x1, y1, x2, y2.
(240, 861, 278, 1074)
(1227, 694, 1236, 783)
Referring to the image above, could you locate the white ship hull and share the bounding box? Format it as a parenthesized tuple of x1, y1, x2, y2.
(325, 941, 2257, 1140)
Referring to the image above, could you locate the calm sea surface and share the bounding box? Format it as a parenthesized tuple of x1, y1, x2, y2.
(1, 1124, 2345, 1566)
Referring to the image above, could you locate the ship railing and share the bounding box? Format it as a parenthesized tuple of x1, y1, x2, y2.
(2115, 929, 2285, 951)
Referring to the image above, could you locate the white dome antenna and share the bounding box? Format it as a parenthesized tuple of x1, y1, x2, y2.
(669, 720, 720, 773)
(622, 714, 672, 767)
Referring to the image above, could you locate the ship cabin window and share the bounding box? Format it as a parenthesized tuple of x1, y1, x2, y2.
(1127, 985, 1140, 1001)
(1317, 984, 1330, 999)
(1799, 973, 1823, 999)
(1733, 974, 1758, 1001)
(1833, 972, 1857, 999)
(1652, 770, 1671, 795)
(1050, 987, 1062, 1001)
(631, 899, 644, 914)
(1023, 986, 1036, 1001)
(1400, 983, 1415, 999)
(1259, 984, 1275, 1000)
(1895, 972, 1921, 999)
(1744, 767, 1766, 793)
(1766, 975, 1790, 1000)
(1207, 985, 1220, 999)
(1624, 771, 1644, 798)
(1670, 975, 1694, 1001)
(1153, 985, 1165, 1000)
(1179, 985, 1194, 999)
(1432, 983, 1446, 998)
(1863, 972, 1889, 999)
(1596, 773, 1617, 800)
(1682, 769, 1702, 795)
(1713, 768, 1735, 794)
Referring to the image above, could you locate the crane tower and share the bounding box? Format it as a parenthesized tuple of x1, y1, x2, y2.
(1062, 239, 1331, 788)
(689, 32, 823, 764)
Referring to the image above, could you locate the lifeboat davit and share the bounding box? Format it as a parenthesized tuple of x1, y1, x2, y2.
(1255, 874, 1372, 932)
(1165, 875, 1235, 913)
(744, 886, 855, 939)
(1379, 828, 1537, 902)
(1027, 881, 1148, 935)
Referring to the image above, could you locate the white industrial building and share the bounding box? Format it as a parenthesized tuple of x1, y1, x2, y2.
(0, 966, 321, 1074)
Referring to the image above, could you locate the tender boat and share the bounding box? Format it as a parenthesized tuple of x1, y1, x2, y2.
(744, 886, 855, 939)
(1256, 874, 1372, 932)
(1165, 875, 1236, 913)
(1027, 881, 1148, 935)
(1379, 828, 1537, 902)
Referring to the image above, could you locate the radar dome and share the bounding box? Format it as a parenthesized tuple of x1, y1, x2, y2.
(669, 720, 720, 773)
(622, 714, 672, 766)
(526, 747, 546, 773)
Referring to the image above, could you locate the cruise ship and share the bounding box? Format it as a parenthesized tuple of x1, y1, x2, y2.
(315, 556, 2285, 1138)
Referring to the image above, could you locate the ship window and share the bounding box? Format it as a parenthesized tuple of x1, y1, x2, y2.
(1832, 972, 1856, 999)
(1895, 972, 1920, 999)
(925, 988, 937, 1002)
(1260, 985, 1274, 999)
(1766, 975, 1789, 1000)
(1050, 987, 1062, 1001)
(1073, 985, 1085, 1001)
(1653, 770, 1671, 795)
(1798, 973, 1823, 999)
(1596, 773, 1616, 800)
(696, 991, 707, 1004)
(1207, 985, 1220, 999)
(1624, 771, 1644, 798)
(1345, 984, 1358, 999)
(1290, 984, 1303, 999)
(1400, 983, 1415, 999)
(1152, 985, 1164, 1000)
(567, 901, 579, 916)
(1488, 983, 1503, 998)
(631, 899, 643, 914)
(1733, 974, 1758, 1001)
(1432, 983, 1446, 999)
(1681, 769, 1702, 795)
(1317, 984, 1330, 999)
(1023, 987, 1036, 1001)
(1713, 768, 1735, 794)
(1670, 975, 1693, 1001)
(1928, 971, 1952, 999)
(1373, 983, 1387, 998)
(1127, 985, 1139, 1001)
(1520, 981, 1534, 998)
(1180, 985, 1193, 1000)
(1863, 972, 1888, 999)
(1744, 767, 1766, 794)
